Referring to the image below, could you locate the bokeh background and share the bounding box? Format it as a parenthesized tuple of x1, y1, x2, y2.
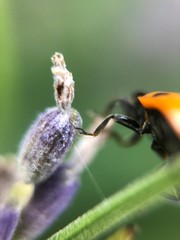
(1, 1, 180, 239)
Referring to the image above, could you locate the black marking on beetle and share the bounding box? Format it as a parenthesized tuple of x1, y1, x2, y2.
(152, 92, 169, 97)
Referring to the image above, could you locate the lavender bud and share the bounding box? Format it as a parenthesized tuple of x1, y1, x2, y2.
(0, 183, 33, 240)
(0, 206, 19, 240)
(18, 53, 82, 183)
(13, 163, 80, 240)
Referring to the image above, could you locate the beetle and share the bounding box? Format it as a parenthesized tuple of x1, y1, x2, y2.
(76, 91, 180, 199)
(77, 91, 180, 158)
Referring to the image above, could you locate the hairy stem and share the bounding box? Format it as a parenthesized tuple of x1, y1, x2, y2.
(48, 157, 180, 240)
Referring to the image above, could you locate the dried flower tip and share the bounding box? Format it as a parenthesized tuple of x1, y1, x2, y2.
(51, 52, 74, 111)
(18, 53, 82, 183)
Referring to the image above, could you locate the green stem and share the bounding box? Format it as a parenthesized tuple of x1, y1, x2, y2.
(48, 158, 180, 240)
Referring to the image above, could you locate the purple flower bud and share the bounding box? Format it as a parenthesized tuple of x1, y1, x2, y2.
(0, 206, 19, 240)
(18, 107, 82, 183)
(17, 53, 82, 183)
(13, 163, 80, 240)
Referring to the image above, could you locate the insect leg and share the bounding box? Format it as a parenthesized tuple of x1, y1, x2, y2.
(151, 139, 167, 159)
(76, 114, 141, 136)
(104, 91, 146, 117)
(103, 99, 123, 115)
(110, 130, 141, 147)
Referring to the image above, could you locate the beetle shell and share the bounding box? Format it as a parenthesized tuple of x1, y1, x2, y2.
(138, 91, 180, 137)
(137, 91, 180, 156)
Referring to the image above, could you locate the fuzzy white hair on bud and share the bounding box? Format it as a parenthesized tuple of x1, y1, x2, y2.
(17, 53, 82, 183)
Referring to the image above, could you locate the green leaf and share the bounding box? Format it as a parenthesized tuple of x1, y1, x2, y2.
(48, 157, 180, 240)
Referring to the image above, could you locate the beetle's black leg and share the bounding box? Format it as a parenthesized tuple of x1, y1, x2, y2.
(104, 98, 136, 116)
(110, 130, 141, 147)
(75, 127, 94, 136)
(103, 99, 123, 115)
(74, 115, 115, 136)
(76, 92, 147, 145)
(76, 114, 141, 136)
(104, 91, 146, 118)
(151, 139, 167, 159)
(75, 115, 114, 136)
(112, 114, 141, 133)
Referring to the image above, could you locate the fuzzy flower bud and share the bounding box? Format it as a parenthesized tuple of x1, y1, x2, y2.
(13, 163, 80, 240)
(0, 207, 19, 240)
(18, 53, 82, 183)
(0, 156, 34, 240)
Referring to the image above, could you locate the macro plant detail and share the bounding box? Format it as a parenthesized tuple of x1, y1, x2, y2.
(18, 53, 82, 184)
(0, 53, 94, 240)
(1, 52, 180, 240)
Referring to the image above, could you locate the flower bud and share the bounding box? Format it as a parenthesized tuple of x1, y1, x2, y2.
(0, 206, 19, 240)
(18, 53, 82, 183)
(13, 163, 80, 240)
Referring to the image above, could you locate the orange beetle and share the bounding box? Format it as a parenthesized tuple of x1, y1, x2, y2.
(77, 91, 180, 158)
(76, 91, 180, 200)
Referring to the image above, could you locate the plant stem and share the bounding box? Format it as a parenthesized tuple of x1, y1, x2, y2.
(48, 157, 180, 240)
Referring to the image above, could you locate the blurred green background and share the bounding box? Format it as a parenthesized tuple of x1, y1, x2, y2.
(1, 1, 180, 239)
